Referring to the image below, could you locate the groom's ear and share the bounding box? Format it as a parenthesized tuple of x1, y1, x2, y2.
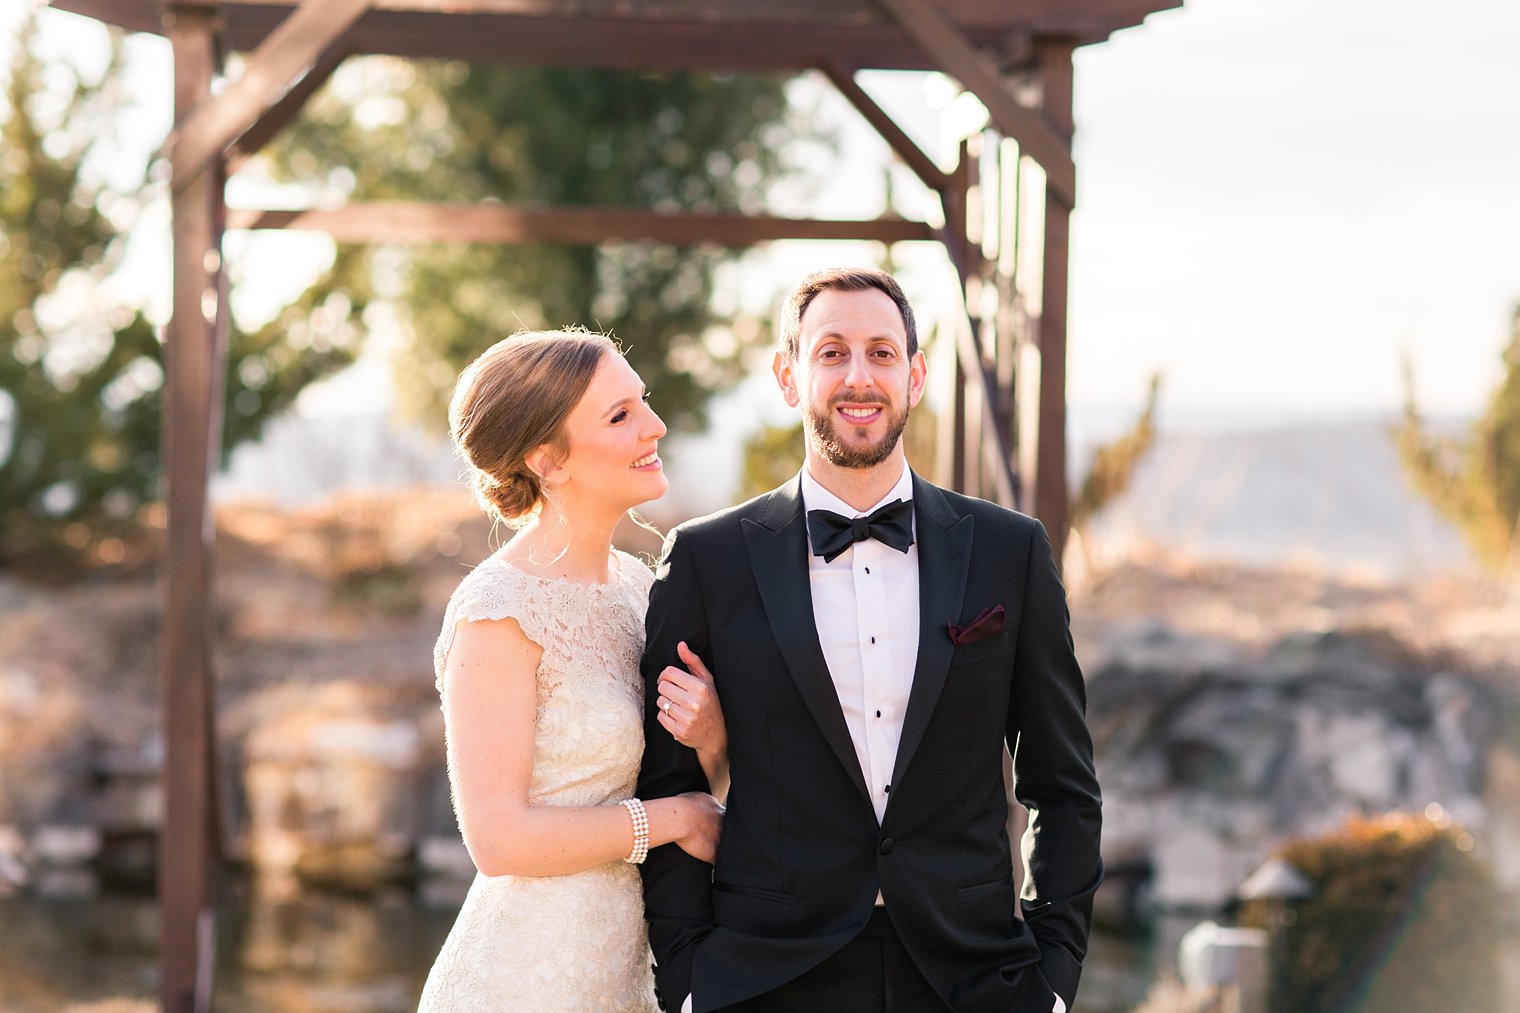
(907, 348, 928, 408)
(773, 350, 801, 408)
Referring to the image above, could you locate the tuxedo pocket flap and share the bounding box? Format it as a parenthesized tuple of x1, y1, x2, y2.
(957, 876, 1015, 900)
(712, 881, 796, 905)
(947, 604, 1006, 646)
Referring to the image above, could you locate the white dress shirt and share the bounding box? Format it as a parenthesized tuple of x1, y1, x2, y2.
(800, 464, 920, 825)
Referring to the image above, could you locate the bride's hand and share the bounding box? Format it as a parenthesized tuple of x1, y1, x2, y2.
(657, 642, 725, 755)
(674, 791, 724, 864)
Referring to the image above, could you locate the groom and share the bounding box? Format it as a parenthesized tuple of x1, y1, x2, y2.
(638, 268, 1102, 1013)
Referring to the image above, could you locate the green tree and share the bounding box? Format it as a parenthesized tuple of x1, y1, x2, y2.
(0, 17, 360, 567)
(1397, 305, 1520, 570)
(265, 60, 804, 430)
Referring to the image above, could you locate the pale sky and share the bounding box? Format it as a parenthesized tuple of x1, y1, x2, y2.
(1067, 0, 1520, 420)
(10, 0, 1520, 429)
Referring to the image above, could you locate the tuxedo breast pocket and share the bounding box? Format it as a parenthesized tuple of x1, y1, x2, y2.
(948, 630, 1015, 668)
(947, 604, 1014, 668)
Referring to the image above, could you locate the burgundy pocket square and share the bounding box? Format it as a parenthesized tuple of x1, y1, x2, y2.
(947, 605, 1006, 645)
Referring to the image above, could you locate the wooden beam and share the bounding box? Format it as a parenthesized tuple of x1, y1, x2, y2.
(72, 0, 1177, 36)
(213, 0, 875, 20)
(225, 203, 938, 246)
(51, 0, 1182, 71)
(167, 0, 370, 191)
(162, 8, 223, 1012)
(212, 11, 969, 72)
(227, 44, 349, 175)
(950, 307, 1019, 507)
(869, 0, 1077, 206)
(1033, 38, 1075, 561)
(821, 62, 950, 194)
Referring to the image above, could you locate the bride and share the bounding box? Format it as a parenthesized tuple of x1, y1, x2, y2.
(419, 329, 726, 1012)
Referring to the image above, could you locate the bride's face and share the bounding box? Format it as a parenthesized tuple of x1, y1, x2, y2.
(541, 352, 668, 512)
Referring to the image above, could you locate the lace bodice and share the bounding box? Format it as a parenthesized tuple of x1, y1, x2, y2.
(420, 548, 659, 1012)
(433, 547, 653, 807)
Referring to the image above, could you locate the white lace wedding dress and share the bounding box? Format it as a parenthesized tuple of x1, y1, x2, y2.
(418, 548, 659, 1013)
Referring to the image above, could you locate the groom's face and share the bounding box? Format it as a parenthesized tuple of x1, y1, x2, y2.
(774, 287, 927, 471)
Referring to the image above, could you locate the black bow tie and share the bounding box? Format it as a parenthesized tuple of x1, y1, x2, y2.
(806, 498, 915, 563)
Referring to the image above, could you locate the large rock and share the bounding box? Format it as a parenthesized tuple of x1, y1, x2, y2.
(1089, 626, 1506, 912)
(229, 680, 446, 890)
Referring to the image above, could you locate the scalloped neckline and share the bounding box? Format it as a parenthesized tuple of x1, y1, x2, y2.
(493, 548, 630, 590)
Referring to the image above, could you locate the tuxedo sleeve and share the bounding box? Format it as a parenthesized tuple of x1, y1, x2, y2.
(1007, 519, 1104, 1009)
(637, 526, 715, 1008)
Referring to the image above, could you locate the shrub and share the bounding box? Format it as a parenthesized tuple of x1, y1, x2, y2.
(1241, 811, 1498, 1013)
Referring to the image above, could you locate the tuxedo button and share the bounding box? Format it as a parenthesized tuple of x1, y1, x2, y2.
(879, 837, 894, 855)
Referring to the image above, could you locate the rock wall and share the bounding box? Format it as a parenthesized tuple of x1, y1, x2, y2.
(1088, 623, 1515, 914)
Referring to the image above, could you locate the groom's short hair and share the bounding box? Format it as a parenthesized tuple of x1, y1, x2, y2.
(779, 268, 918, 361)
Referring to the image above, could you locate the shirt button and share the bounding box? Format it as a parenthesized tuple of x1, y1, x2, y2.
(875, 710, 881, 718)
(864, 567, 871, 574)
(870, 636, 876, 644)
(879, 837, 894, 855)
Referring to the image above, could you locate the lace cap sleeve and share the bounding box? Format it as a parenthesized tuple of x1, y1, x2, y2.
(432, 560, 547, 695)
(615, 548, 655, 597)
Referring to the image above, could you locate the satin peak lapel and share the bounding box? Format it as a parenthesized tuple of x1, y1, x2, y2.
(889, 475, 973, 796)
(741, 480, 872, 806)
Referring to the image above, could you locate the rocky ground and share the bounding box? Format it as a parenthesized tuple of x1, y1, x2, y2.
(1, 491, 1516, 904)
(1068, 547, 1519, 912)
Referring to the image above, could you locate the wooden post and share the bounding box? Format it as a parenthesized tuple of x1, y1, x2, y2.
(944, 138, 973, 494)
(1034, 37, 1075, 564)
(162, 6, 225, 1012)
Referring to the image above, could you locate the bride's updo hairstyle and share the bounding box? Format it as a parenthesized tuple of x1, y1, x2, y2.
(449, 329, 618, 527)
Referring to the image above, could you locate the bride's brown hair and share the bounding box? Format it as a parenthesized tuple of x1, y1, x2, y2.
(448, 329, 617, 527)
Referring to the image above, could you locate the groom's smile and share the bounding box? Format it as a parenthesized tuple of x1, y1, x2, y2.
(835, 401, 886, 425)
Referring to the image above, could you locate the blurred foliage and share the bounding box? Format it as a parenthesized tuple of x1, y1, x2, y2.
(1240, 812, 1499, 1013)
(740, 421, 805, 499)
(0, 16, 359, 569)
(265, 59, 809, 431)
(1397, 303, 1520, 570)
(1071, 373, 1161, 531)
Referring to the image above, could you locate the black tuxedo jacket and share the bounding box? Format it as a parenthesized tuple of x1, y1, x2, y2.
(637, 473, 1102, 1013)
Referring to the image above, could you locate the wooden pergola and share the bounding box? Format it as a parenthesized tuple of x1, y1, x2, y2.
(46, 1, 1178, 1009)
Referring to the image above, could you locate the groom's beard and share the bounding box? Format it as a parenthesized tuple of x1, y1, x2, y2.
(804, 391, 910, 470)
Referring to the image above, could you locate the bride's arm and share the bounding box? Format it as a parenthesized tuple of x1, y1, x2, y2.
(442, 616, 720, 878)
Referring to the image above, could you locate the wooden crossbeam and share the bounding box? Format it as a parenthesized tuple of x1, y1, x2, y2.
(226, 203, 938, 246)
(53, 0, 1181, 71)
(869, 0, 1076, 206)
(227, 44, 349, 175)
(821, 62, 951, 194)
(167, 0, 370, 191)
(211, 0, 870, 18)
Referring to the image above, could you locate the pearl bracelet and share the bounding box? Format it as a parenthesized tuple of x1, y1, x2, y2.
(620, 797, 650, 865)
